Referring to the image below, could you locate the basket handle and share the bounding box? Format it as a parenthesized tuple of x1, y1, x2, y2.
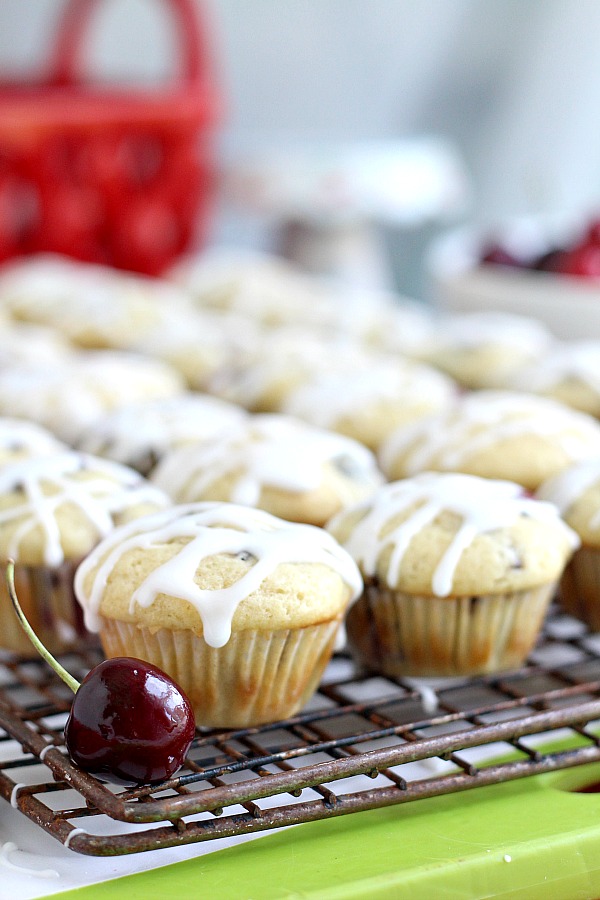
(48, 0, 205, 86)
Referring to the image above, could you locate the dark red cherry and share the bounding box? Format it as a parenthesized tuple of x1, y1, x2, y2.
(557, 242, 600, 278)
(531, 247, 569, 273)
(480, 242, 522, 268)
(6, 562, 195, 786)
(65, 657, 196, 786)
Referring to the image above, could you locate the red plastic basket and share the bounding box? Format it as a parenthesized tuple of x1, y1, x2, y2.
(0, 0, 221, 275)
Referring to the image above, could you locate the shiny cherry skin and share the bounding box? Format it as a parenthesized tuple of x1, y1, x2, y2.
(65, 657, 196, 786)
(480, 242, 522, 267)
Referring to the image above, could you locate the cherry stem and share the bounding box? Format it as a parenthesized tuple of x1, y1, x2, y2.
(6, 560, 80, 694)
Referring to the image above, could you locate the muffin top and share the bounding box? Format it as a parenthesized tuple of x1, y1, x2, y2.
(327, 472, 579, 597)
(168, 248, 340, 330)
(74, 502, 363, 647)
(208, 327, 372, 413)
(416, 311, 553, 390)
(0, 254, 189, 350)
(77, 393, 247, 475)
(380, 390, 600, 489)
(150, 413, 384, 527)
(0, 451, 170, 566)
(0, 351, 184, 444)
(0, 418, 67, 465)
(283, 357, 456, 451)
(506, 341, 600, 417)
(537, 458, 600, 546)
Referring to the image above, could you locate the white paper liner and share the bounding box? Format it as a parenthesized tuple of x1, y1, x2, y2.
(345, 582, 556, 677)
(99, 616, 342, 728)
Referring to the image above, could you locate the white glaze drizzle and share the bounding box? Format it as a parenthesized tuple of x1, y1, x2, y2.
(10, 783, 25, 809)
(0, 842, 59, 879)
(283, 359, 455, 430)
(63, 828, 87, 850)
(151, 414, 382, 506)
(39, 744, 56, 761)
(537, 458, 600, 531)
(74, 502, 363, 647)
(380, 391, 600, 476)
(328, 473, 579, 597)
(0, 451, 169, 566)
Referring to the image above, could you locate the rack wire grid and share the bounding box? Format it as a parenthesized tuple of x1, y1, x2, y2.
(1, 607, 600, 857)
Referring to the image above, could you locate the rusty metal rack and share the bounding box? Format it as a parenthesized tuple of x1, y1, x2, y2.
(2, 609, 600, 857)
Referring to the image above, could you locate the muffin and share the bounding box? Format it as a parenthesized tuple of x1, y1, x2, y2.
(151, 413, 384, 527)
(168, 248, 340, 330)
(208, 327, 373, 413)
(506, 340, 600, 418)
(77, 393, 247, 476)
(380, 390, 600, 490)
(123, 305, 263, 393)
(537, 459, 600, 629)
(0, 253, 189, 350)
(0, 350, 184, 444)
(283, 357, 457, 453)
(327, 472, 579, 677)
(74, 502, 362, 727)
(0, 450, 170, 655)
(415, 311, 553, 389)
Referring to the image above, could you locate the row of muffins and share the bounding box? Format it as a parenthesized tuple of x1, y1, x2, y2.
(0, 252, 599, 733)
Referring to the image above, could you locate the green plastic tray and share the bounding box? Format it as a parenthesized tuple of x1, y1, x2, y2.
(51, 760, 600, 900)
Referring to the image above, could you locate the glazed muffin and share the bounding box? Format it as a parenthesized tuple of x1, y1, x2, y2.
(77, 393, 247, 476)
(328, 472, 578, 677)
(0, 254, 190, 350)
(208, 327, 373, 413)
(505, 340, 600, 418)
(0, 350, 184, 444)
(380, 390, 600, 491)
(151, 414, 384, 527)
(168, 248, 341, 331)
(124, 305, 263, 393)
(415, 311, 554, 390)
(74, 502, 362, 727)
(283, 357, 457, 453)
(537, 459, 600, 629)
(0, 321, 73, 368)
(0, 450, 170, 655)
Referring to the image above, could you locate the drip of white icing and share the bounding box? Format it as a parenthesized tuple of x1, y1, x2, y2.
(74, 502, 363, 647)
(64, 828, 87, 850)
(0, 451, 169, 566)
(10, 783, 25, 809)
(0, 842, 59, 879)
(39, 744, 56, 761)
(380, 391, 600, 476)
(329, 473, 579, 597)
(151, 414, 381, 506)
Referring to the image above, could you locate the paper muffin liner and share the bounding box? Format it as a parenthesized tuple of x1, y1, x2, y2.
(0, 560, 90, 657)
(345, 582, 556, 678)
(98, 616, 342, 728)
(559, 546, 600, 631)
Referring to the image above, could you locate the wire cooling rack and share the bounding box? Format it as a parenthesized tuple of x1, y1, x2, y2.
(1, 610, 600, 857)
